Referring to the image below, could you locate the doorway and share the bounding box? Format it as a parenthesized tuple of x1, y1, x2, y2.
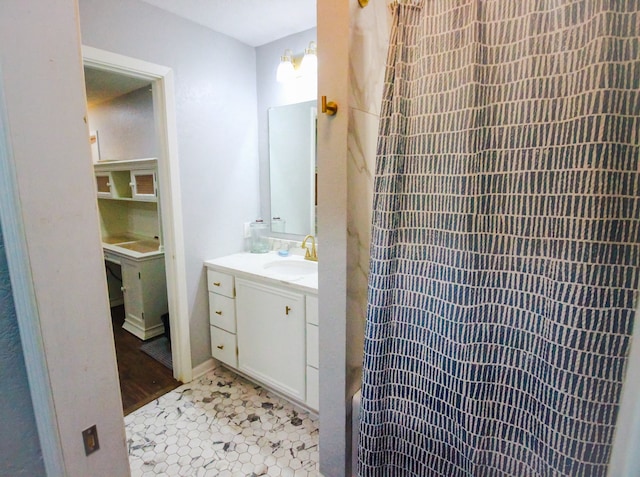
(82, 47, 192, 400)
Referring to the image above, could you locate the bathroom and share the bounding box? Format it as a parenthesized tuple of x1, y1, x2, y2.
(83, 8, 320, 414)
(76, 0, 370, 472)
(2, 1, 640, 476)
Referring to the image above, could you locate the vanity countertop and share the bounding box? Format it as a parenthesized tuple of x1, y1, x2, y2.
(204, 252, 318, 294)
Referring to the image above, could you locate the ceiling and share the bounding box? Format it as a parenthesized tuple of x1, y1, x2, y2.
(84, 67, 151, 107)
(138, 0, 316, 47)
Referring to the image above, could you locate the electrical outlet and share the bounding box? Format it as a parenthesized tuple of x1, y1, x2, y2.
(243, 222, 251, 238)
(82, 425, 100, 456)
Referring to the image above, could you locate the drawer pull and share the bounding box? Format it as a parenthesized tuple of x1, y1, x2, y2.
(217, 345, 224, 350)
(215, 310, 223, 315)
(213, 282, 221, 287)
(286, 306, 292, 315)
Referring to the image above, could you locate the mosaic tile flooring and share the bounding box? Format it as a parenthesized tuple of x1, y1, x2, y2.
(125, 366, 320, 476)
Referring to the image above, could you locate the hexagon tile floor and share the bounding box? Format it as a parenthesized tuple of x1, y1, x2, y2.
(125, 366, 319, 476)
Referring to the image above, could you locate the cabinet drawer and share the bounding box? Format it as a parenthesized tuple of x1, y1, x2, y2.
(306, 295, 318, 325)
(207, 269, 235, 297)
(306, 323, 319, 369)
(209, 292, 236, 333)
(306, 366, 319, 411)
(210, 326, 237, 368)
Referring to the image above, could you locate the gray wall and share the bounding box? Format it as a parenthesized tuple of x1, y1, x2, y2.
(0, 227, 45, 477)
(88, 86, 157, 160)
(255, 28, 317, 232)
(79, 0, 261, 367)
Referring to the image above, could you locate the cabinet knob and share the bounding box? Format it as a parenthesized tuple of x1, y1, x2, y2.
(213, 282, 221, 287)
(217, 345, 224, 350)
(285, 306, 292, 315)
(120, 286, 125, 292)
(215, 311, 223, 315)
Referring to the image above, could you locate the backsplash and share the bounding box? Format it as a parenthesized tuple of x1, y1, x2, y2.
(245, 236, 318, 257)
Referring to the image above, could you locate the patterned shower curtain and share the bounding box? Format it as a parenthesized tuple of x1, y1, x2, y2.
(359, 1, 640, 476)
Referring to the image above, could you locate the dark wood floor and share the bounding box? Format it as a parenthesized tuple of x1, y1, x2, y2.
(111, 305, 181, 415)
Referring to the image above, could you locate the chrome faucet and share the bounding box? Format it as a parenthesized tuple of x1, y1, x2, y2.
(302, 235, 318, 262)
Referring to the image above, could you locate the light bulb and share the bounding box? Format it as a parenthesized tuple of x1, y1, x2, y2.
(276, 49, 295, 83)
(300, 41, 317, 78)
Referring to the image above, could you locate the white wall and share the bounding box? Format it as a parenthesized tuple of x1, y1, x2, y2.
(79, 0, 261, 367)
(0, 1, 130, 475)
(255, 28, 317, 230)
(88, 86, 157, 160)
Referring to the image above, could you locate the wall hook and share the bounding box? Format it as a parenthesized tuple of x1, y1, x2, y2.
(321, 96, 338, 116)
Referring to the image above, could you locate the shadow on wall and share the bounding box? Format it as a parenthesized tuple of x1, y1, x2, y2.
(0, 228, 46, 475)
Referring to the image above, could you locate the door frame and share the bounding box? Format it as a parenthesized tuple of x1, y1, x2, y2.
(82, 46, 193, 383)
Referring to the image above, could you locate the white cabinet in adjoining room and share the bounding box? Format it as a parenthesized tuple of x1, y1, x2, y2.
(95, 158, 168, 340)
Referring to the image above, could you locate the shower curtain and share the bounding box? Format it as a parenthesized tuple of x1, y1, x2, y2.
(359, 1, 640, 476)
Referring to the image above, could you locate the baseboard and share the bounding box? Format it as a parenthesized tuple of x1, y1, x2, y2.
(191, 358, 218, 380)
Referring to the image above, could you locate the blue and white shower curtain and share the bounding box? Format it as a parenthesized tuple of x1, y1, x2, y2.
(359, 1, 640, 475)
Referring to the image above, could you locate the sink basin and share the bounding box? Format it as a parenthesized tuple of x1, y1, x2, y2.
(263, 259, 317, 277)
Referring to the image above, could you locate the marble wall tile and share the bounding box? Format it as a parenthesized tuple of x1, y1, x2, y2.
(346, 2, 393, 390)
(346, 108, 380, 384)
(349, 1, 393, 116)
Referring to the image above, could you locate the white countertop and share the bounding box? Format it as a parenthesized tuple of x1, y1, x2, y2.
(103, 242, 164, 260)
(204, 251, 318, 294)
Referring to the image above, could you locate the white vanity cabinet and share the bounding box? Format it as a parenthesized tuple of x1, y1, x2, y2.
(204, 253, 319, 412)
(236, 279, 306, 402)
(305, 295, 319, 410)
(104, 250, 167, 340)
(208, 269, 238, 368)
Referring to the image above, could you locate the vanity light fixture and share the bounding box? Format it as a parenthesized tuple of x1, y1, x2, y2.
(276, 42, 317, 83)
(300, 41, 317, 78)
(276, 49, 296, 83)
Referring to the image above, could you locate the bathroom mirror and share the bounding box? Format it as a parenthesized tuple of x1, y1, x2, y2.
(268, 100, 317, 236)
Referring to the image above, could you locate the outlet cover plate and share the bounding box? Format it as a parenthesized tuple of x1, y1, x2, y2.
(82, 425, 100, 456)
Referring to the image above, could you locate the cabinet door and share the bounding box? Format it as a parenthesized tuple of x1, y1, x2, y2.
(121, 259, 143, 327)
(95, 172, 112, 198)
(131, 169, 157, 201)
(236, 279, 306, 401)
